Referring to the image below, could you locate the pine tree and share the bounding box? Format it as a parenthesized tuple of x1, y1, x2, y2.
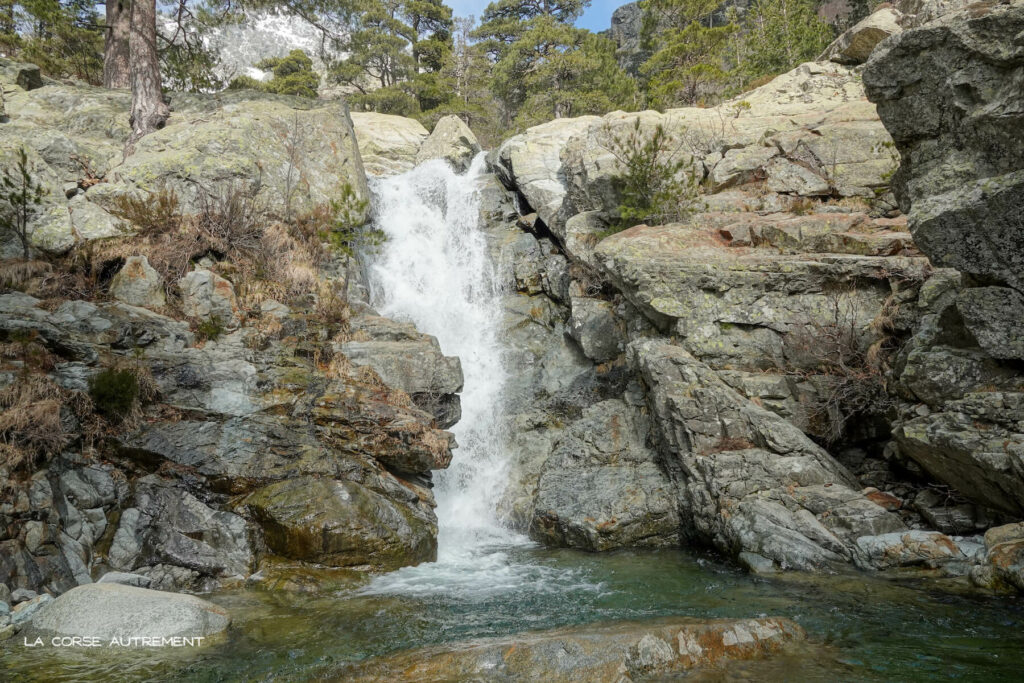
(475, 0, 635, 128)
(425, 16, 502, 145)
(2, 0, 105, 84)
(0, 147, 47, 261)
(127, 0, 170, 151)
(230, 49, 321, 98)
(516, 31, 637, 128)
(639, 0, 738, 108)
(104, 0, 130, 88)
(737, 0, 833, 84)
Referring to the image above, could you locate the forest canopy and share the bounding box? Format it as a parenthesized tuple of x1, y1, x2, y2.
(0, 0, 837, 144)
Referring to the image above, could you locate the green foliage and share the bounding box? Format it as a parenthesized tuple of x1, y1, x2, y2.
(639, 0, 738, 108)
(329, 0, 453, 115)
(0, 147, 48, 260)
(598, 119, 702, 231)
(421, 16, 503, 145)
(475, 0, 637, 129)
(509, 26, 638, 129)
(195, 316, 226, 342)
(0, 0, 104, 84)
(735, 0, 833, 85)
(319, 182, 379, 259)
(639, 0, 835, 107)
(230, 49, 321, 98)
(89, 367, 140, 419)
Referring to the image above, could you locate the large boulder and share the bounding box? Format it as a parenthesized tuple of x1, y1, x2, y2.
(864, 1, 1024, 519)
(820, 7, 904, 64)
(492, 61, 897, 236)
(27, 583, 229, 642)
(0, 86, 368, 256)
(103, 95, 369, 216)
(593, 220, 928, 365)
(0, 290, 454, 593)
(241, 476, 436, 570)
(863, 2, 1024, 298)
(338, 315, 463, 428)
(179, 268, 239, 325)
(631, 340, 906, 571)
(415, 115, 481, 172)
(492, 115, 601, 231)
(528, 400, 680, 551)
(895, 392, 1024, 516)
(109, 255, 166, 309)
(350, 112, 428, 176)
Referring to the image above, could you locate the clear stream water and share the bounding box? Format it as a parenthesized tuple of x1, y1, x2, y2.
(2, 160, 1022, 682)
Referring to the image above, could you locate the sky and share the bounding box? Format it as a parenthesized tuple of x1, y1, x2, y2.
(446, 0, 628, 32)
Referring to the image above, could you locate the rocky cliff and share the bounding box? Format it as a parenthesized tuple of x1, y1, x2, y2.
(483, 10, 1024, 585)
(864, 0, 1024, 591)
(0, 65, 476, 610)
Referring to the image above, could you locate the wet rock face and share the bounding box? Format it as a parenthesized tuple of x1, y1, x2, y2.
(334, 616, 807, 682)
(863, 1, 1024, 520)
(0, 291, 455, 595)
(241, 477, 437, 569)
(338, 314, 463, 429)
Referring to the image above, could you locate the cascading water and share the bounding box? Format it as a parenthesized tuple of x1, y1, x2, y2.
(367, 154, 513, 545)
(360, 156, 598, 596)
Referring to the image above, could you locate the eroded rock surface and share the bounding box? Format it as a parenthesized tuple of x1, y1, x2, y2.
(864, 1, 1024, 521)
(335, 616, 807, 682)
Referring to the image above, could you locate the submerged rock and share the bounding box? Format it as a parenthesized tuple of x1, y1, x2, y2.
(334, 616, 806, 681)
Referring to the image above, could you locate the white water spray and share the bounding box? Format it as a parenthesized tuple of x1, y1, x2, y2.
(359, 157, 603, 597)
(366, 155, 521, 552)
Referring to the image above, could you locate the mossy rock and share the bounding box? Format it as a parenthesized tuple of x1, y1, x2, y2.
(241, 477, 436, 571)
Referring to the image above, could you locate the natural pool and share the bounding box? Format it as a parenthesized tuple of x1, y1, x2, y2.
(3, 544, 1021, 682)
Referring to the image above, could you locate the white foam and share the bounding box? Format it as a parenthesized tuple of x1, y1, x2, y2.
(362, 156, 600, 598)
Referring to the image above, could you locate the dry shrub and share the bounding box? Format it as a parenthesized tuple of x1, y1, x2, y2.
(701, 436, 756, 455)
(0, 257, 103, 301)
(104, 183, 272, 301)
(254, 221, 322, 301)
(780, 288, 894, 443)
(0, 329, 56, 372)
(788, 197, 816, 216)
(109, 186, 182, 236)
(0, 373, 90, 471)
(0, 259, 52, 292)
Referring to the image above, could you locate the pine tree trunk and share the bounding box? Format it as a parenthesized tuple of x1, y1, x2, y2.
(104, 0, 131, 89)
(126, 0, 169, 154)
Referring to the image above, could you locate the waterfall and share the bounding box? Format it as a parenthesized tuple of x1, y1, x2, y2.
(362, 155, 520, 575)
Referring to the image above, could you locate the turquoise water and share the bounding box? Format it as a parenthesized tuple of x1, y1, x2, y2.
(2, 546, 1021, 682)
